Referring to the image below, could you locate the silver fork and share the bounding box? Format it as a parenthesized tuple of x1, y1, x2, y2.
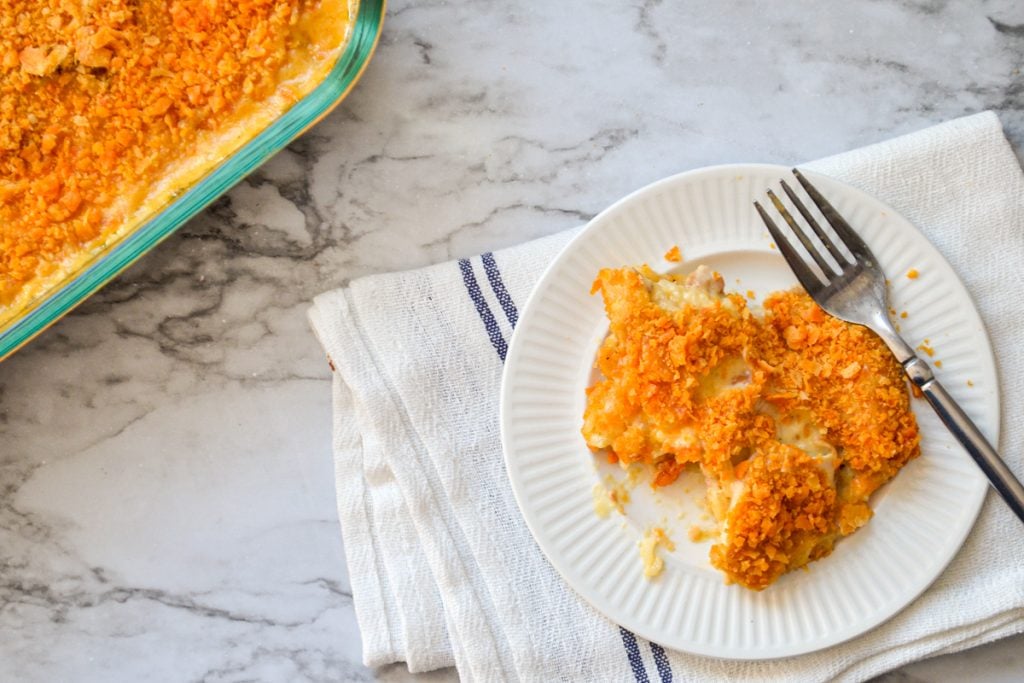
(755, 169, 1024, 524)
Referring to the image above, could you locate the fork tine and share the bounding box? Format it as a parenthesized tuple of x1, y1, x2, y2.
(767, 189, 839, 279)
(779, 180, 851, 269)
(792, 169, 877, 265)
(754, 200, 825, 295)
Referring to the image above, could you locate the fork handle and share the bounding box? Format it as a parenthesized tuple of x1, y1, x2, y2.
(904, 357, 1024, 523)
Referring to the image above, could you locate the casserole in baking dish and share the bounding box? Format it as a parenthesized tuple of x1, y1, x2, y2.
(0, 0, 383, 360)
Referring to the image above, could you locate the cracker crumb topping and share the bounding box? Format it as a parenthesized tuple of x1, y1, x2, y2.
(582, 265, 920, 589)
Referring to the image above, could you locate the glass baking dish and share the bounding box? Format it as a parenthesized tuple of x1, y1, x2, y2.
(0, 0, 385, 362)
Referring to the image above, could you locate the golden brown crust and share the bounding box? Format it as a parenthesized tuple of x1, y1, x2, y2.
(710, 441, 837, 590)
(0, 0, 348, 307)
(761, 291, 921, 508)
(582, 266, 920, 589)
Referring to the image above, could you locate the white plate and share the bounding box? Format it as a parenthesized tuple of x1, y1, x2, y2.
(499, 164, 998, 659)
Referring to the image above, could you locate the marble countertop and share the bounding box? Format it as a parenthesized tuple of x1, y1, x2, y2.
(3, 1, 1023, 681)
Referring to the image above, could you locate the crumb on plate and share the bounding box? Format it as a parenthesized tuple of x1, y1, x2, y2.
(639, 527, 675, 578)
(592, 475, 631, 518)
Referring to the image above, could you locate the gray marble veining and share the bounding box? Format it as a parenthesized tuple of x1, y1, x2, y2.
(2, 1, 1023, 681)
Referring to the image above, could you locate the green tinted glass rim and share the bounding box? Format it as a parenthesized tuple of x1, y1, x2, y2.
(0, 0, 384, 361)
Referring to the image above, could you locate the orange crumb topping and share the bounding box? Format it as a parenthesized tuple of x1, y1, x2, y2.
(709, 441, 837, 590)
(582, 266, 920, 590)
(0, 0, 350, 313)
(907, 268, 920, 279)
(664, 245, 682, 262)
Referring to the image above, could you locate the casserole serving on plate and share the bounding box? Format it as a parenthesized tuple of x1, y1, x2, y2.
(500, 164, 996, 658)
(0, 0, 384, 361)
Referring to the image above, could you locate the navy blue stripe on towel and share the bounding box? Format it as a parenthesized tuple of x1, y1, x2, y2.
(463, 253, 660, 682)
(650, 642, 672, 683)
(480, 252, 519, 329)
(619, 627, 650, 683)
(458, 258, 508, 361)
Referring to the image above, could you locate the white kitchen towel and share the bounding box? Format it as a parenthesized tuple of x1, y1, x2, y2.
(309, 111, 1024, 682)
